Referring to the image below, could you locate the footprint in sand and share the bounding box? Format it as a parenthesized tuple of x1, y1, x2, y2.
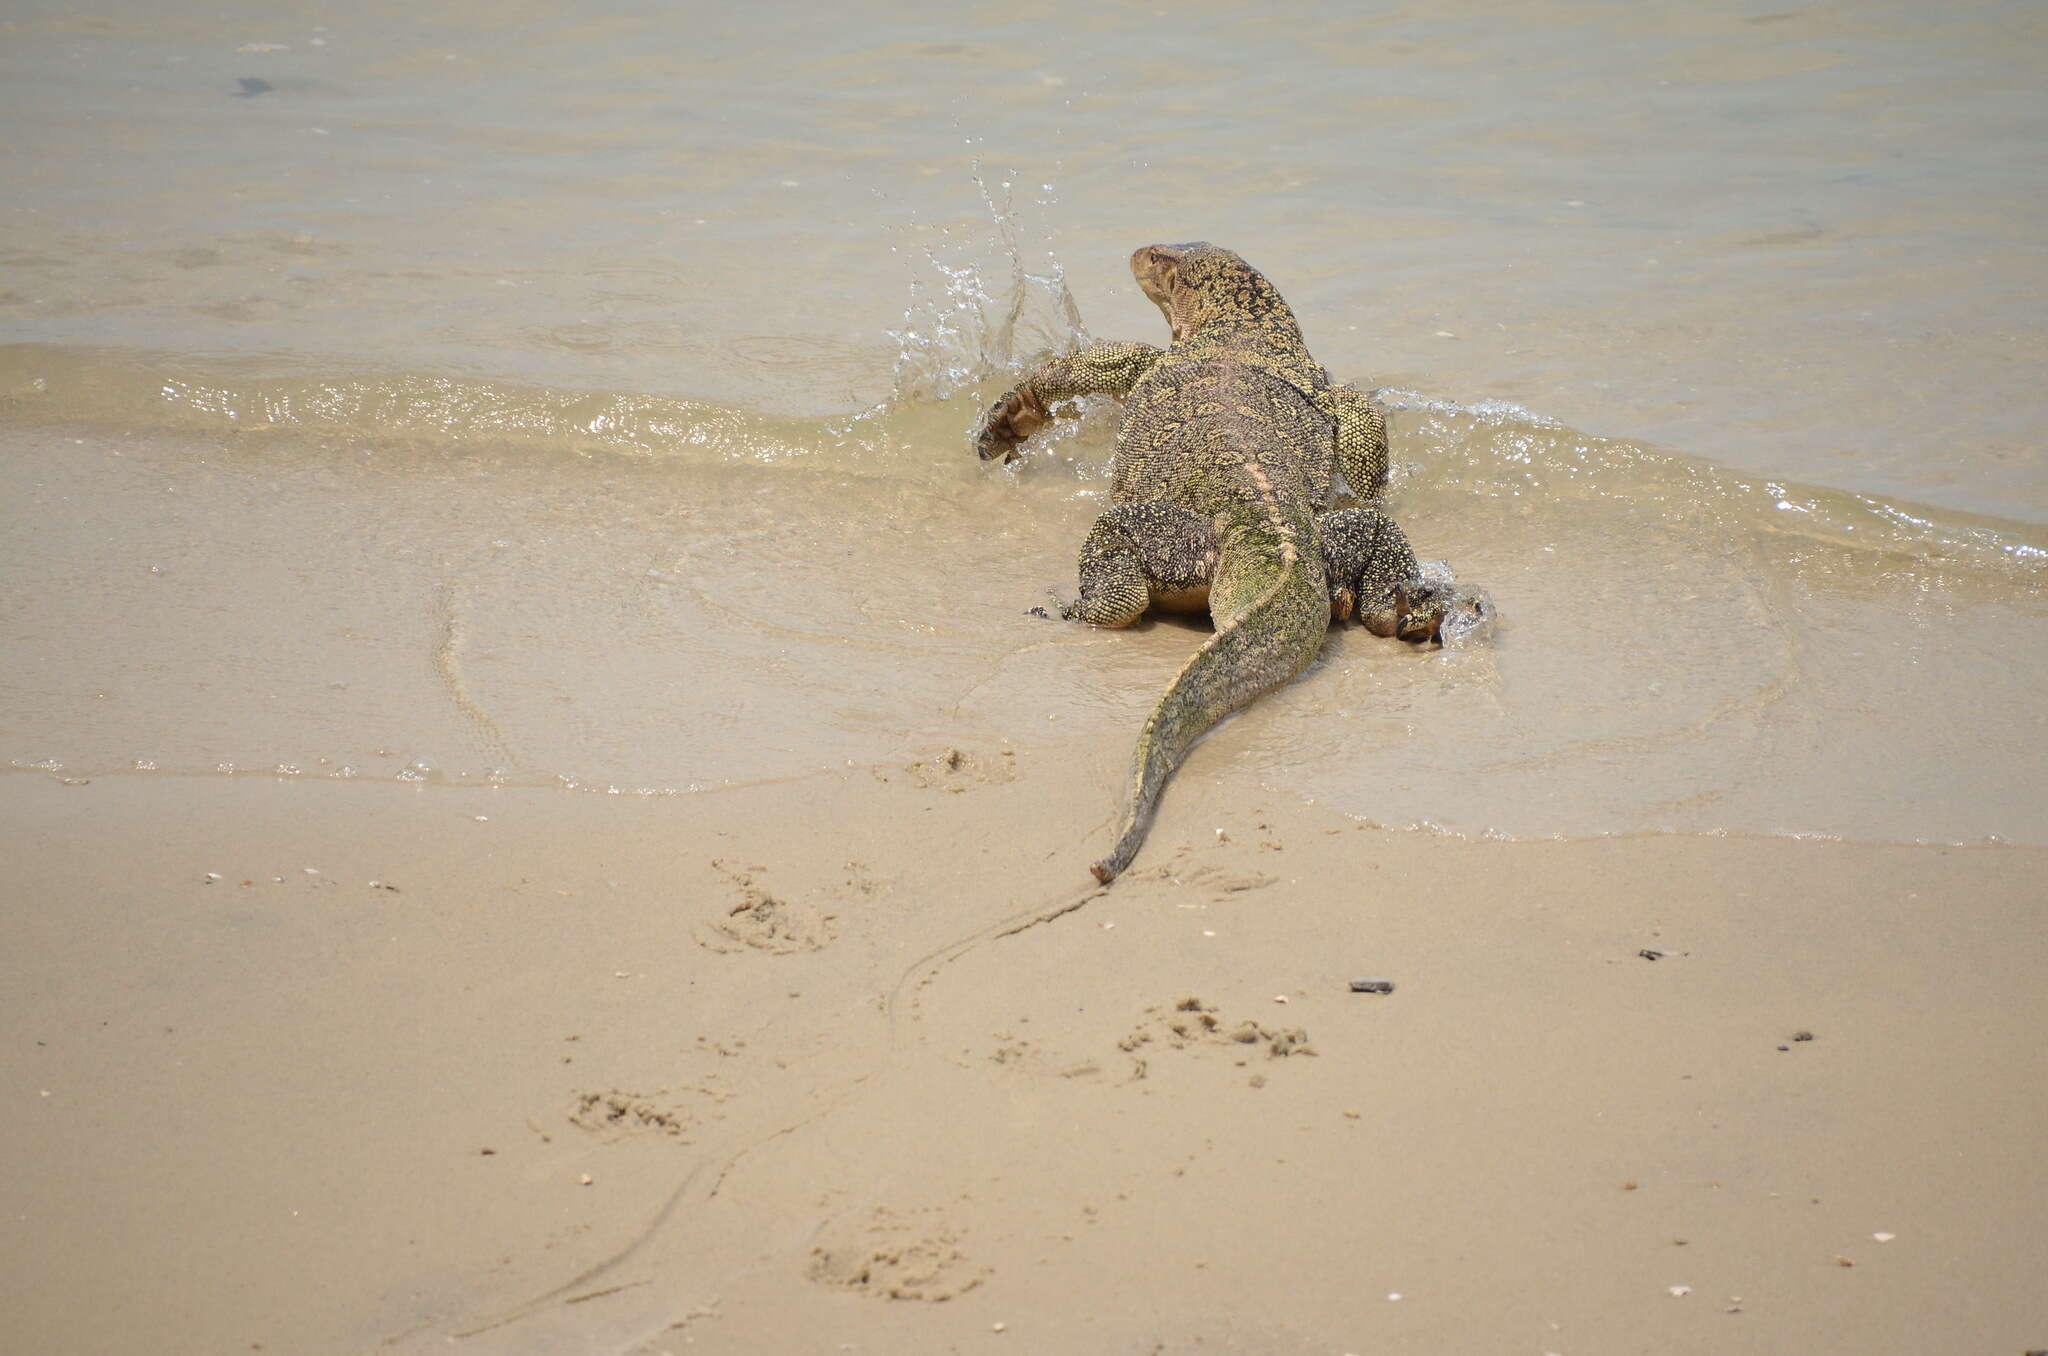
(1121, 844, 1278, 898)
(566, 1077, 732, 1143)
(696, 859, 883, 954)
(806, 1205, 989, 1302)
(978, 997, 1314, 1085)
(985, 1034, 1105, 1081)
(1114, 996, 1316, 1082)
(886, 746, 1018, 794)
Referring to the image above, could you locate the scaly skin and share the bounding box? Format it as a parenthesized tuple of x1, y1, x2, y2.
(973, 243, 1446, 883)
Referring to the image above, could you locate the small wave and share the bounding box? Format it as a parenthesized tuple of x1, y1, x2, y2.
(8, 335, 2041, 586)
(0, 170, 1098, 480)
(0, 341, 877, 471)
(1377, 388, 1564, 429)
(1387, 388, 2048, 583)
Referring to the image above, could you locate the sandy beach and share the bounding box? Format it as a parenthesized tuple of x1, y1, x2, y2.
(6, 762, 2045, 1354)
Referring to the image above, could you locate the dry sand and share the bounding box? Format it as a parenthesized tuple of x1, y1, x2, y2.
(4, 754, 2044, 1354)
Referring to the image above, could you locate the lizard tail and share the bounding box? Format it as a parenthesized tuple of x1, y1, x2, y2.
(1091, 546, 1328, 884)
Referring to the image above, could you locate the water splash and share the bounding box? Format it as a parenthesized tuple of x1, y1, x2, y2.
(877, 167, 1090, 409)
(1419, 560, 1496, 648)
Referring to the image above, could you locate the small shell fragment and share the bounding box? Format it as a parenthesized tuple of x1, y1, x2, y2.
(1872, 1231, 1895, 1242)
(1668, 1285, 1692, 1297)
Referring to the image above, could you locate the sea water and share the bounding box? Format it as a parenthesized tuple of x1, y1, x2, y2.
(2, 0, 2042, 845)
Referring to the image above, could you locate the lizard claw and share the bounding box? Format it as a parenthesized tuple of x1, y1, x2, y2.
(1393, 581, 1449, 646)
(1358, 578, 1449, 645)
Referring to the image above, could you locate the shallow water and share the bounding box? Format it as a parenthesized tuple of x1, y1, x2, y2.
(3, 0, 2043, 847)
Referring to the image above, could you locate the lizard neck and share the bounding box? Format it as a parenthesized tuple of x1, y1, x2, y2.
(1176, 328, 1326, 404)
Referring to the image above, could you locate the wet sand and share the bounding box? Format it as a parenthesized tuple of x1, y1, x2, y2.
(5, 764, 2044, 1354)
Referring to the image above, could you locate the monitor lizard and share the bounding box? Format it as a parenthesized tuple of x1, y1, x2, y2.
(972, 242, 1446, 883)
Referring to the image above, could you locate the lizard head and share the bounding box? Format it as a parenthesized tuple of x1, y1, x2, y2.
(1131, 242, 1301, 345)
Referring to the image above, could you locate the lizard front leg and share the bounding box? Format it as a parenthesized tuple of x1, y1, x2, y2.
(1317, 506, 1444, 644)
(1064, 502, 1219, 628)
(1322, 383, 1391, 499)
(971, 341, 1164, 462)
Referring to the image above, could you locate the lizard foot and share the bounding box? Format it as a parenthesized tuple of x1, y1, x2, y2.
(1361, 579, 1450, 646)
(970, 385, 1048, 462)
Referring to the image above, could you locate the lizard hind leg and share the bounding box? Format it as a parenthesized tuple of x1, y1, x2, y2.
(1062, 502, 1220, 629)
